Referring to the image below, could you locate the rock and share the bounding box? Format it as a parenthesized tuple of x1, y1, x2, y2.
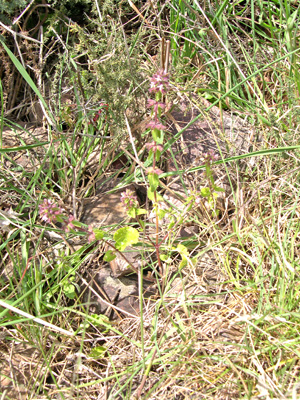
(109, 247, 151, 278)
(166, 98, 253, 172)
(80, 183, 147, 277)
(82, 266, 156, 318)
(81, 189, 131, 228)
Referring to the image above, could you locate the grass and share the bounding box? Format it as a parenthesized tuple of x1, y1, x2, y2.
(1, 0, 300, 399)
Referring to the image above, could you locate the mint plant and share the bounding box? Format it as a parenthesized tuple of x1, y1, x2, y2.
(38, 69, 225, 292)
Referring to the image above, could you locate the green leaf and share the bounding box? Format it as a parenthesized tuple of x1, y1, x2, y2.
(148, 173, 159, 191)
(179, 257, 188, 270)
(147, 188, 163, 202)
(87, 314, 111, 333)
(128, 208, 137, 218)
(176, 243, 188, 257)
(155, 150, 161, 162)
(0, 38, 55, 125)
(212, 185, 225, 193)
(200, 187, 211, 197)
(152, 129, 164, 144)
(114, 226, 139, 251)
(138, 219, 145, 229)
(136, 208, 147, 216)
(88, 346, 107, 359)
(104, 250, 116, 262)
(160, 254, 172, 263)
(63, 283, 76, 299)
(257, 113, 272, 127)
(94, 229, 104, 240)
(158, 208, 167, 220)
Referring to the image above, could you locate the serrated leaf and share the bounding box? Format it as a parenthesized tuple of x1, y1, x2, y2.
(88, 314, 111, 333)
(114, 226, 139, 251)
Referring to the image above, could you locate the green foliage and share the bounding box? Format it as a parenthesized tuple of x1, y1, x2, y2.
(0, 0, 31, 24)
(48, 17, 145, 133)
(104, 250, 116, 262)
(114, 227, 139, 252)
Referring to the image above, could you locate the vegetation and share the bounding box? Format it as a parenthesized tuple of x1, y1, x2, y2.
(1, 0, 300, 399)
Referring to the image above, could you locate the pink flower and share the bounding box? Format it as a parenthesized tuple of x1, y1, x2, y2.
(146, 119, 166, 131)
(120, 189, 139, 209)
(145, 141, 163, 152)
(146, 167, 164, 176)
(90, 103, 109, 124)
(39, 199, 63, 224)
(147, 99, 166, 113)
(149, 70, 170, 94)
(87, 226, 96, 243)
(202, 149, 219, 164)
(64, 215, 75, 232)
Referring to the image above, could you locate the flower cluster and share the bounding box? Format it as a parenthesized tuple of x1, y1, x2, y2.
(145, 141, 163, 153)
(39, 199, 63, 224)
(149, 70, 170, 94)
(201, 149, 219, 164)
(120, 189, 139, 210)
(146, 167, 164, 176)
(146, 70, 169, 135)
(39, 199, 96, 243)
(64, 215, 75, 232)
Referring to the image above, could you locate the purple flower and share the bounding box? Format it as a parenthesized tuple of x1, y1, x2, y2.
(145, 141, 163, 152)
(146, 119, 166, 131)
(149, 70, 170, 94)
(146, 167, 164, 176)
(120, 189, 139, 210)
(202, 149, 219, 164)
(87, 226, 96, 243)
(39, 199, 63, 224)
(64, 215, 75, 232)
(147, 99, 166, 114)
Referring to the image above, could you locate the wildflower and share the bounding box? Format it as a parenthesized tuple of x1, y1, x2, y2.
(147, 99, 166, 117)
(146, 119, 166, 131)
(149, 70, 170, 94)
(64, 215, 75, 232)
(146, 167, 164, 176)
(145, 141, 163, 152)
(120, 189, 139, 210)
(39, 199, 63, 224)
(202, 149, 219, 164)
(87, 225, 96, 243)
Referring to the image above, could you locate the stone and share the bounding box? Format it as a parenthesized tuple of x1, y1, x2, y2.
(81, 190, 129, 228)
(109, 247, 149, 278)
(81, 266, 156, 319)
